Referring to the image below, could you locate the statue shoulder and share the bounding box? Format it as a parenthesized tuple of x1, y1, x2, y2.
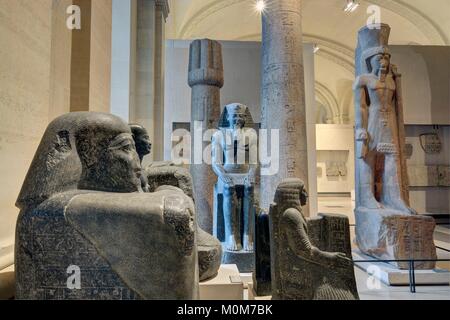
(244, 128, 258, 142)
(281, 207, 304, 224)
(353, 75, 370, 90)
(212, 130, 225, 142)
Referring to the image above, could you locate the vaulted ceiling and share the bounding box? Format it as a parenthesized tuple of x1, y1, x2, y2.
(165, 0, 450, 123)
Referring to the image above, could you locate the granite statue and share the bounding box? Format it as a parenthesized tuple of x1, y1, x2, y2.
(130, 123, 222, 281)
(15, 113, 199, 300)
(212, 103, 258, 271)
(270, 179, 359, 300)
(354, 24, 437, 269)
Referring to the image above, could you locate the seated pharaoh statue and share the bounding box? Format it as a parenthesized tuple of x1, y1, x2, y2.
(353, 24, 436, 269)
(212, 103, 258, 272)
(15, 112, 199, 300)
(270, 179, 359, 300)
(129, 124, 222, 281)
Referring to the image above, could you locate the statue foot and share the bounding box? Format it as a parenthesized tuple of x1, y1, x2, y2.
(386, 201, 416, 214)
(243, 242, 254, 252)
(225, 235, 242, 252)
(243, 235, 254, 252)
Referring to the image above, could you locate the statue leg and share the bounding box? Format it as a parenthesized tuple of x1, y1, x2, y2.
(243, 185, 255, 252)
(357, 151, 383, 209)
(381, 153, 414, 213)
(223, 185, 242, 251)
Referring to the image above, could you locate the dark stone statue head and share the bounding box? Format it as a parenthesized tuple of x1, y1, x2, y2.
(226, 103, 247, 129)
(218, 103, 255, 129)
(274, 178, 308, 212)
(368, 51, 391, 76)
(76, 114, 142, 193)
(129, 124, 152, 162)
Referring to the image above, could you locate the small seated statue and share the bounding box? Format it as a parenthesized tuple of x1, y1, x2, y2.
(270, 178, 359, 300)
(212, 103, 258, 271)
(15, 113, 199, 300)
(130, 123, 222, 281)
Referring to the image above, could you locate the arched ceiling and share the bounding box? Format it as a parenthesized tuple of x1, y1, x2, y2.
(166, 0, 450, 124)
(167, 0, 449, 45)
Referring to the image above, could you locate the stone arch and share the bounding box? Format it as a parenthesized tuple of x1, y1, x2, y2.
(315, 82, 340, 124)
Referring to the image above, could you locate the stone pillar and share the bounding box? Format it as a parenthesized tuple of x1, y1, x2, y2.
(70, 0, 112, 113)
(152, 0, 167, 161)
(130, 0, 169, 164)
(188, 39, 224, 233)
(260, 0, 310, 216)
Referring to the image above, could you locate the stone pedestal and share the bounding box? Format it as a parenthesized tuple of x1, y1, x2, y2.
(248, 283, 272, 301)
(259, 0, 309, 216)
(199, 264, 243, 300)
(222, 249, 255, 273)
(355, 208, 437, 269)
(188, 39, 224, 232)
(353, 250, 449, 286)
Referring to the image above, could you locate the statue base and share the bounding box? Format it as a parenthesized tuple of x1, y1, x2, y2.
(248, 283, 272, 300)
(199, 264, 243, 300)
(355, 207, 437, 269)
(221, 245, 254, 273)
(353, 250, 450, 286)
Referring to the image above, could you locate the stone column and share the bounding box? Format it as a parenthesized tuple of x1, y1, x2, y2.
(70, 0, 112, 113)
(152, 1, 167, 161)
(130, 0, 168, 164)
(188, 39, 224, 233)
(260, 0, 310, 216)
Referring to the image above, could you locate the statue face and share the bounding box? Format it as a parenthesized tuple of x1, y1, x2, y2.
(370, 53, 391, 74)
(135, 131, 152, 158)
(227, 113, 246, 129)
(104, 133, 143, 192)
(299, 188, 309, 207)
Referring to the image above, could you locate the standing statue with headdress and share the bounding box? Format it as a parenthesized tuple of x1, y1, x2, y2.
(354, 24, 436, 269)
(212, 103, 258, 270)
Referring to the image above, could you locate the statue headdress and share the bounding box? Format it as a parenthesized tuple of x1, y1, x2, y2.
(218, 103, 255, 128)
(16, 113, 83, 209)
(16, 112, 131, 209)
(355, 24, 391, 76)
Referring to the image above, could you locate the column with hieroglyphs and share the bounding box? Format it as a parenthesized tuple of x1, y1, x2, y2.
(259, 0, 310, 216)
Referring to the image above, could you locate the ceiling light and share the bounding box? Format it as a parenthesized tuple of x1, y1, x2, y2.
(313, 44, 320, 53)
(344, 0, 360, 13)
(255, 0, 266, 13)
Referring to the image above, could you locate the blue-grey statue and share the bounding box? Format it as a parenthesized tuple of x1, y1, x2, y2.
(212, 103, 258, 271)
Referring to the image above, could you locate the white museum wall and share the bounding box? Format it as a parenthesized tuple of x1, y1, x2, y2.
(389, 46, 450, 213)
(316, 124, 355, 194)
(390, 46, 450, 125)
(406, 125, 450, 214)
(164, 40, 318, 215)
